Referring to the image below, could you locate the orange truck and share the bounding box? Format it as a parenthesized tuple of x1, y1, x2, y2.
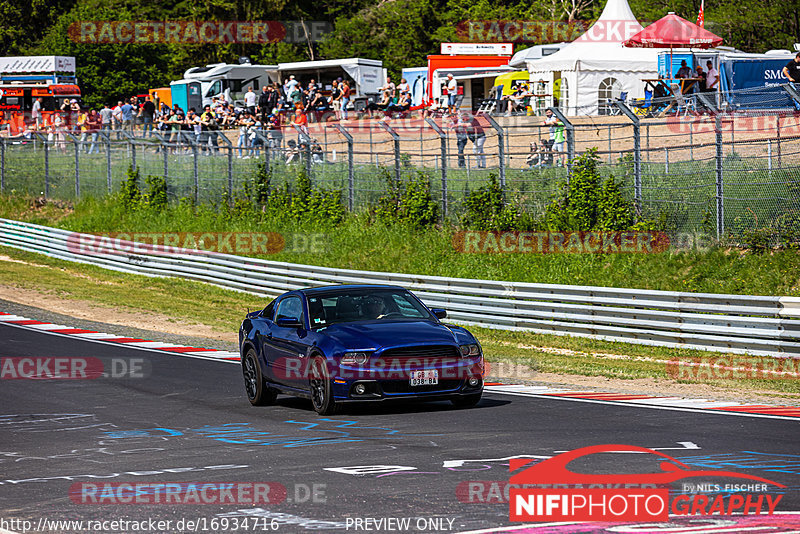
(0, 56, 81, 135)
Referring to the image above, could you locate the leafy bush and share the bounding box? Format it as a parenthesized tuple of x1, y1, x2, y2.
(261, 167, 345, 225)
(119, 165, 141, 210)
(374, 169, 439, 227)
(143, 175, 168, 212)
(461, 174, 535, 231)
(544, 149, 638, 231)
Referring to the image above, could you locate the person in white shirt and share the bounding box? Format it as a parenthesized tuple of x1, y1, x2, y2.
(705, 61, 719, 92)
(31, 98, 42, 129)
(283, 75, 299, 98)
(111, 101, 123, 140)
(446, 73, 458, 115)
(397, 78, 410, 97)
(244, 87, 257, 115)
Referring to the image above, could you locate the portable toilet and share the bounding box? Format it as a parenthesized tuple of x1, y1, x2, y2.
(170, 80, 202, 111)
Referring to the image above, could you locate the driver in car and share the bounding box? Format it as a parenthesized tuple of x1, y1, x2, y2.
(363, 296, 388, 319)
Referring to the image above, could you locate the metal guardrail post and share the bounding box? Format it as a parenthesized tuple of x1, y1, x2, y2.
(613, 101, 641, 214)
(1, 137, 5, 193)
(425, 118, 448, 217)
(192, 140, 199, 204)
(332, 124, 354, 211)
(484, 115, 505, 190)
(378, 121, 401, 184)
(33, 133, 50, 198)
(715, 114, 724, 240)
(100, 131, 112, 194)
(65, 132, 80, 198)
(120, 131, 137, 170)
(216, 133, 234, 199)
(548, 106, 574, 176)
(152, 133, 169, 183)
(292, 125, 312, 180)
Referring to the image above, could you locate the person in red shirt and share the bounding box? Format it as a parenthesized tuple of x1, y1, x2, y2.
(85, 109, 102, 154)
(291, 108, 309, 140)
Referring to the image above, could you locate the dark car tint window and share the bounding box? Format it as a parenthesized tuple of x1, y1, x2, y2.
(275, 297, 304, 324)
(306, 289, 432, 328)
(261, 300, 275, 320)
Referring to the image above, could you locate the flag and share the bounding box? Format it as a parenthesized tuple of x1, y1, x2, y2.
(696, 0, 705, 27)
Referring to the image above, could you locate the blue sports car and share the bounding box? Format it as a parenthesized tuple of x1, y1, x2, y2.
(239, 284, 484, 414)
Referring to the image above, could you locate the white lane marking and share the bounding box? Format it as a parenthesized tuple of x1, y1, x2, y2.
(23, 323, 70, 330)
(0, 315, 28, 321)
(70, 333, 122, 339)
(115, 341, 181, 348)
(487, 389, 800, 421)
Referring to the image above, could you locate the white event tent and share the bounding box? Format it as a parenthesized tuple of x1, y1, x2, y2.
(525, 0, 660, 115)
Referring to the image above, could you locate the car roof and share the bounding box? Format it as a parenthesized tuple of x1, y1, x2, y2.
(300, 284, 405, 296)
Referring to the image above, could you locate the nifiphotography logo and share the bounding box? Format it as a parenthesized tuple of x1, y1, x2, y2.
(509, 444, 785, 522)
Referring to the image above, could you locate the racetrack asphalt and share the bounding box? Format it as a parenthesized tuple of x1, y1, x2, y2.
(1, 314, 799, 534)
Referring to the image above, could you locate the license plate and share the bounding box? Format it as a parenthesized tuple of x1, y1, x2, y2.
(410, 369, 438, 386)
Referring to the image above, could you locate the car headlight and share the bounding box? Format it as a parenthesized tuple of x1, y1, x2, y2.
(459, 344, 480, 357)
(341, 352, 370, 365)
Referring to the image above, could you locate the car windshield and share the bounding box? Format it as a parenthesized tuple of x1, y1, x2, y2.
(306, 288, 434, 328)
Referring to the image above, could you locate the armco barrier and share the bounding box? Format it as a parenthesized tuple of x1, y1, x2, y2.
(1, 218, 799, 358)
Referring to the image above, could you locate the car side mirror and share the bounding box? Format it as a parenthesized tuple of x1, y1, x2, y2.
(431, 308, 447, 320)
(276, 316, 303, 328)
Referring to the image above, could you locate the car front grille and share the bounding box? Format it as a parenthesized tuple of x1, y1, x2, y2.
(377, 345, 461, 367)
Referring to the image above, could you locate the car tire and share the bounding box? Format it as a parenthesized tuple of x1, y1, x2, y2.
(309, 355, 338, 415)
(242, 348, 277, 406)
(451, 393, 482, 409)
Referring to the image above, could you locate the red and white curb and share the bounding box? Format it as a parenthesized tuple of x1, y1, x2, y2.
(484, 383, 800, 420)
(0, 312, 241, 361)
(2, 311, 799, 420)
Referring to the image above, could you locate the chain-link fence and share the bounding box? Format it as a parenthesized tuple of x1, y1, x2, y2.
(2, 99, 800, 241)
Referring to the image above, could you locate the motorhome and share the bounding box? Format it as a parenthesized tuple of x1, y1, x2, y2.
(171, 63, 278, 109)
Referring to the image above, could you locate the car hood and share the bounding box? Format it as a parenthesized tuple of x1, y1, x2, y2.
(320, 320, 459, 349)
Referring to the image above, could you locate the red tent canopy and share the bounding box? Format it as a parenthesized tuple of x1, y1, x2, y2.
(623, 13, 723, 48)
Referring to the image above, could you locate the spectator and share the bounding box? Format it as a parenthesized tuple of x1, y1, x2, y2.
(236, 112, 253, 158)
(99, 103, 113, 134)
(31, 98, 42, 130)
(397, 78, 410, 97)
(257, 85, 270, 122)
(140, 96, 155, 137)
(330, 80, 342, 120)
(382, 76, 396, 99)
(244, 86, 257, 116)
(468, 114, 486, 168)
(366, 91, 391, 118)
(446, 73, 458, 115)
(77, 107, 88, 147)
(340, 81, 352, 120)
(543, 109, 565, 167)
(705, 60, 719, 92)
(783, 52, 800, 83)
(199, 105, 217, 153)
(283, 75, 299, 99)
(291, 107, 309, 139)
(675, 60, 693, 79)
(694, 65, 707, 93)
(526, 141, 541, 168)
(120, 99, 134, 136)
(450, 112, 469, 168)
(86, 109, 101, 154)
(267, 112, 283, 150)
